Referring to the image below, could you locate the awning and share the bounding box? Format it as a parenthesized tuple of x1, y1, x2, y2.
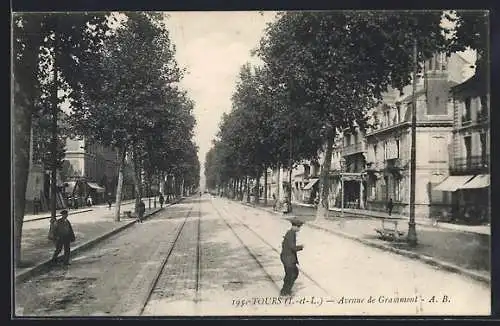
(303, 178, 319, 190)
(64, 181, 77, 194)
(87, 182, 105, 192)
(459, 174, 490, 189)
(434, 175, 475, 192)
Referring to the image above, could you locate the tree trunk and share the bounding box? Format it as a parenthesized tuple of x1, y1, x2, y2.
(132, 148, 141, 213)
(239, 178, 243, 201)
(255, 168, 261, 205)
(13, 80, 34, 267)
(114, 147, 126, 221)
(246, 176, 250, 203)
(148, 176, 152, 209)
(264, 164, 268, 205)
(232, 178, 236, 200)
(276, 163, 281, 202)
(316, 127, 335, 219)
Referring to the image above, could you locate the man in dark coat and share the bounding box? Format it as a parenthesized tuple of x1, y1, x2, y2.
(137, 200, 146, 223)
(51, 210, 76, 266)
(387, 198, 394, 216)
(159, 194, 164, 208)
(280, 218, 304, 296)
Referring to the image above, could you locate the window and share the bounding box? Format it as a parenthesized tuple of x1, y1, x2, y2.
(479, 96, 488, 121)
(373, 144, 378, 161)
(480, 133, 487, 165)
(463, 97, 472, 122)
(396, 139, 400, 158)
(394, 178, 401, 201)
(441, 53, 447, 70)
(383, 141, 388, 160)
(464, 136, 472, 164)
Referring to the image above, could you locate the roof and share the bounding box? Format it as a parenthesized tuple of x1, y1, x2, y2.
(451, 64, 487, 95)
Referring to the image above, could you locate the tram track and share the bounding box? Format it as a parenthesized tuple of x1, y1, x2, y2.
(209, 200, 282, 293)
(137, 202, 199, 315)
(217, 198, 330, 295)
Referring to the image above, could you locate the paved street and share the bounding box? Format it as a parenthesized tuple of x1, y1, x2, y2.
(14, 195, 490, 316)
(252, 200, 490, 276)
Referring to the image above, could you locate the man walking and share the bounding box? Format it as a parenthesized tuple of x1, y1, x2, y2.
(50, 210, 76, 266)
(387, 198, 394, 216)
(159, 194, 164, 208)
(137, 200, 146, 223)
(280, 218, 304, 296)
(107, 192, 112, 209)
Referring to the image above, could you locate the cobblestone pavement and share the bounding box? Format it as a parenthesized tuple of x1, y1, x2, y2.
(232, 199, 490, 315)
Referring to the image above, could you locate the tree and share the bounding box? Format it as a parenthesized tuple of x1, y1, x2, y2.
(12, 12, 110, 267)
(256, 11, 451, 219)
(70, 12, 184, 221)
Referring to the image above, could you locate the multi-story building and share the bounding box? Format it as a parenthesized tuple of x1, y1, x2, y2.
(339, 126, 368, 209)
(363, 52, 473, 220)
(25, 123, 66, 213)
(63, 137, 119, 206)
(434, 63, 489, 224)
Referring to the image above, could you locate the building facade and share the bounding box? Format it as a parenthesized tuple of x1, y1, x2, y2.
(63, 137, 119, 206)
(363, 52, 472, 220)
(434, 63, 489, 224)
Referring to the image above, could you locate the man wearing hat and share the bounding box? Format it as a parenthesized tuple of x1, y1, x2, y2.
(50, 210, 76, 266)
(279, 218, 304, 296)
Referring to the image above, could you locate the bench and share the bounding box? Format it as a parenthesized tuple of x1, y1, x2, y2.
(375, 217, 405, 241)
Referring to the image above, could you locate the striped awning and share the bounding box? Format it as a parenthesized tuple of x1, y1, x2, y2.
(303, 178, 319, 190)
(87, 182, 105, 192)
(434, 175, 475, 192)
(460, 174, 490, 189)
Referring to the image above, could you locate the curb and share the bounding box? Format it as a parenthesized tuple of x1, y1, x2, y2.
(15, 199, 184, 284)
(24, 209, 94, 223)
(236, 200, 491, 285)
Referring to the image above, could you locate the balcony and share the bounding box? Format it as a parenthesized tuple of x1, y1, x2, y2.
(450, 155, 489, 174)
(342, 142, 366, 157)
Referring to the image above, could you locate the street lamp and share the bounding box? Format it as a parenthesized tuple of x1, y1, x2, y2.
(407, 38, 418, 246)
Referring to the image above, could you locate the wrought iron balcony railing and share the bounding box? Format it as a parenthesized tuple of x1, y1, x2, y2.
(342, 142, 366, 156)
(450, 154, 489, 174)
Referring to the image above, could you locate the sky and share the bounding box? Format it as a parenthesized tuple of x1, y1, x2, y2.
(163, 12, 277, 189)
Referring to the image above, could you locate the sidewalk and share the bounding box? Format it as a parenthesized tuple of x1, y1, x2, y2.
(292, 201, 491, 236)
(16, 197, 184, 283)
(239, 199, 490, 284)
(23, 198, 152, 222)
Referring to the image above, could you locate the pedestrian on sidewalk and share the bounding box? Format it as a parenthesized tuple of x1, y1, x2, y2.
(137, 200, 146, 223)
(272, 194, 277, 211)
(50, 210, 76, 266)
(107, 193, 112, 209)
(159, 194, 164, 208)
(280, 218, 304, 296)
(387, 198, 393, 216)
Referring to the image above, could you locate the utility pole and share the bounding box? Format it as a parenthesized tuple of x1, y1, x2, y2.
(407, 38, 418, 246)
(50, 27, 59, 220)
(288, 122, 293, 213)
